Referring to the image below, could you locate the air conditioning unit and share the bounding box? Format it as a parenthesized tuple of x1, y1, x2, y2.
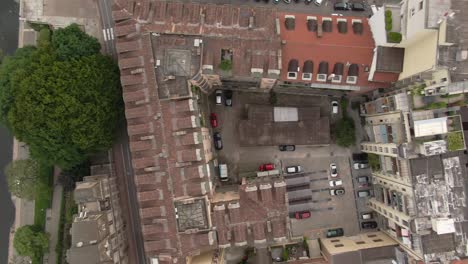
(317, 74, 327, 82)
(302, 73, 312, 81)
(331, 75, 342, 83)
(287, 72, 298, 80)
(346, 76, 357, 84)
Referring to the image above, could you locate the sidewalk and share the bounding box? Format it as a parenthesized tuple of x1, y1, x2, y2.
(7, 139, 34, 264)
(43, 171, 63, 264)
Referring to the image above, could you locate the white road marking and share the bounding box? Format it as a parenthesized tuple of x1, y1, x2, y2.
(109, 28, 114, 40)
(102, 28, 108, 41)
(106, 28, 112, 41)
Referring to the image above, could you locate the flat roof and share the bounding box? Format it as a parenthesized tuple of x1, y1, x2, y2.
(414, 117, 448, 137)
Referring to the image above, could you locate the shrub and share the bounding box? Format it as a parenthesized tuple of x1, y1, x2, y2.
(335, 117, 355, 147)
(425, 101, 448, 110)
(219, 59, 232, 71)
(385, 10, 392, 17)
(388, 32, 402, 43)
(447, 132, 464, 151)
(368, 153, 381, 171)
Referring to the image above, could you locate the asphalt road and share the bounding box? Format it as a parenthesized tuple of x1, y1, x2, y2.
(97, 0, 117, 60)
(97, 0, 146, 261)
(112, 120, 147, 264)
(0, 0, 18, 262)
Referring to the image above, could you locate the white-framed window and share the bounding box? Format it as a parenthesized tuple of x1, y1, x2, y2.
(302, 73, 312, 80)
(287, 72, 297, 80)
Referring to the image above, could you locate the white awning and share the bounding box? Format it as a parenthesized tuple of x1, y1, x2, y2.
(414, 117, 448, 137)
(273, 107, 298, 122)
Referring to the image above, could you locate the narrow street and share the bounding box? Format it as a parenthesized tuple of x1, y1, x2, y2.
(0, 0, 19, 262)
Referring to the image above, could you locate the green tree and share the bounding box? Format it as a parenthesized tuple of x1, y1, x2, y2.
(52, 23, 101, 60)
(5, 54, 120, 168)
(335, 117, 356, 147)
(0, 46, 37, 124)
(13, 225, 49, 262)
(5, 159, 40, 200)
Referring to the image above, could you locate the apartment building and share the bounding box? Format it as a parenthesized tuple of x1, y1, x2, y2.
(368, 0, 468, 95)
(360, 91, 468, 263)
(67, 164, 128, 264)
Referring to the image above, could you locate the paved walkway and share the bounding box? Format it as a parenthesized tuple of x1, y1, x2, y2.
(44, 179, 63, 264)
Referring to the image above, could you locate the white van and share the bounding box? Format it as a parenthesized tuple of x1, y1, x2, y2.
(219, 164, 228, 182)
(331, 101, 339, 114)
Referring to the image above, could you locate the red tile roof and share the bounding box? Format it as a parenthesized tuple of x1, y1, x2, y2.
(278, 13, 395, 92)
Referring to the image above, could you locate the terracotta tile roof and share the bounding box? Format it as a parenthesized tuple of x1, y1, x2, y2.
(278, 13, 395, 92)
(212, 180, 289, 247)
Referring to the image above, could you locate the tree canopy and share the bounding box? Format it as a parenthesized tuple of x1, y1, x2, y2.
(13, 225, 49, 262)
(335, 117, 356, 147)
(0, 24, 121, 168)
(52, 23, 101, 60)
(5, 159, 40, 200)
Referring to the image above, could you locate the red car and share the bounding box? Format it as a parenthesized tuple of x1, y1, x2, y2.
(259, 163, 275, 171)
(295, 211, 311, 220)
(210, 113, 218, 128)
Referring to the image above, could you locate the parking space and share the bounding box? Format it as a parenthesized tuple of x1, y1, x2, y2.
(286, 156, 360, 237)
(190, 0, 373, 17)
(349, 154, 378, 232)
(204, 88, 372, 239)
(207, 90, 332, 185)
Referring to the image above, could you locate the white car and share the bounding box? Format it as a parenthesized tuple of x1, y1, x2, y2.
(330, 163, 338, 178)
(361, 212, 373, 220)
(331, 101, 339, 114)
(286, 165, 302, 174)
(329, 180, 343, 187)
(353, 162, 369, 170)
(215, 90, 223, 105)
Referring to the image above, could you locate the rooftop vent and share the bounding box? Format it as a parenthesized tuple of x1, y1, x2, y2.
(352, 19, 363, 35)
(285, 15, 295, 30)
(307, 16, 317, 32)
(337, 19, 347, 34)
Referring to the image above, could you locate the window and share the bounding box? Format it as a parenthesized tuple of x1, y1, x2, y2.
(373, 239, 383, 242)
(367, 234, 377, 238)
(331, 239, 340, 243)
(419, 1, 423, 10)
(356, 241, 366, 245)
(334, 244, 344, 248)
(410, 8, 415, 16)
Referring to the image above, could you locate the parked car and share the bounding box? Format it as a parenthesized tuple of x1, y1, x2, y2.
(259, 163, 275, 171)
(294, 211, 311, 219)
(213, 132, 223, 150)
(219, 164, 228, 182)
(357, 190, 371, 198)
(361, 212, 373, 220)
(357, 176, 369, 184)
(326, 228, 344, 238)
(224, 90, 233, 107)
(353, 162, 369, 169)
(334, 2, 350, 10)
(329, 180, 343, 187)
(279, 145, 296, 151)
(351, 2, 365, 11)
(286, 165, 302, 174)
(361, 221, 378, 229)
(313, 0, 323, 5)
(330, 188, 345, 196)
(215, 90, 223, 105)
(210, 113, 218, 128)
(330, 163, 338, 177)
(331, 101, 339, 114)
